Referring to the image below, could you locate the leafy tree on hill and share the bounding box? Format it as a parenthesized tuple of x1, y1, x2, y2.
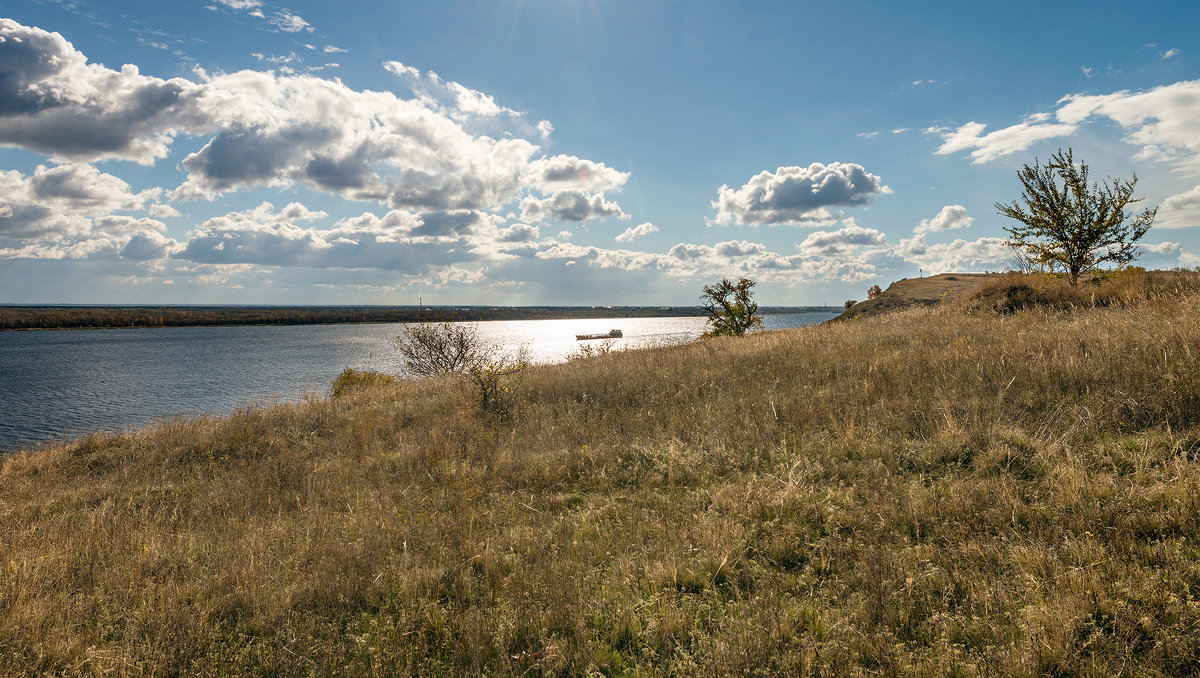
(701, 277, 763, 337)
(996, 148, 1156, 286)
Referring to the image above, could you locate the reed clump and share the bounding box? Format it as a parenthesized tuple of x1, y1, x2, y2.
(329, 368, 397, 398)
(4, 272, 1200, 675)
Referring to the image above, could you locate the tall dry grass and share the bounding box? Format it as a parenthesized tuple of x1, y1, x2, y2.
(955, 267, 1200, 313)
(4, 274, 1200, 675)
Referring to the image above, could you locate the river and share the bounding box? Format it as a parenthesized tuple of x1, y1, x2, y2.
(0, 312, 836, 451)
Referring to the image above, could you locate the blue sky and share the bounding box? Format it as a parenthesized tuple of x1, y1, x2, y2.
(1, 0, 1198, 305)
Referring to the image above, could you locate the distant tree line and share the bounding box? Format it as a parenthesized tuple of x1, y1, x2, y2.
(0, 304, 831, 331)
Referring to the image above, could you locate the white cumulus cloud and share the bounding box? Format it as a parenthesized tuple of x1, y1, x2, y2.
(931, 119, 1077, 164)
(799, 224, 888, 255)
(120, 229, 181, 260)
(712, 162, 891, 226)
(897, 234, 1012, 273)
(1157, 185, 1200, 229)
(171, 68, 540, 210)
(148, 203, 182, 218)
(915, 205, 973, 234)
(713, 240, 767, 257)
(1056, 80, 1200, 169)
(0, 164, 151, 239)
(496, 223, 540, 242)
(933, 79, 1200, 171)
(174, 202, 482, 271)
(0, 19, 647, 282)
(523, 155, 629, 194)
(614, 222, 658, 243)
(0, 19, 624, 226)
(382, 60, 550, 142)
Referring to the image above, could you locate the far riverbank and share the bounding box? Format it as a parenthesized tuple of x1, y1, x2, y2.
(0, 304, 831, 331)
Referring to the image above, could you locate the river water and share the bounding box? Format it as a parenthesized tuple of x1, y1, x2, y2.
(0, 313, 836, 451)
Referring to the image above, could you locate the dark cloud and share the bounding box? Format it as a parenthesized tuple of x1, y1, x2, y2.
(382, 167, 526, 212)
(519, 190, 626, 223)
(26, 163, 146, 212)
(0, 19, 207, 163)
(179, 126, 333, 194)
(0, 18, 71, 115)
(175, 223, 322, 266)
(410, 210, 488, 237)
(301, 143, 375, 192)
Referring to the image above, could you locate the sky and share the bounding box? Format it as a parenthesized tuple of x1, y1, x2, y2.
(0, 0, 1198, 306)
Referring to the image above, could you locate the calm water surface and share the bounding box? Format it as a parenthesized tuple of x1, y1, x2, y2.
(0, 313, 836, 451)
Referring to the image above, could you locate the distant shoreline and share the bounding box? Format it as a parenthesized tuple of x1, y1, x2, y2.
(0, 305, 835, 331)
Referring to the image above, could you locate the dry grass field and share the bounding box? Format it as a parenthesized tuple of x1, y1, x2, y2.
(4, 271, 1200, 675)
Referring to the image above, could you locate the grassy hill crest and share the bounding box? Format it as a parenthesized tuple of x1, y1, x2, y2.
(834, 272, 1000, 320)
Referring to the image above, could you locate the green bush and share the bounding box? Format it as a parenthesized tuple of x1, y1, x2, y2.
(330, 368, 397, 397)
(701, 277, 763, 337)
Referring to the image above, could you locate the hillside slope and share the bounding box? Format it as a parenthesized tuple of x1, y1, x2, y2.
(4, 280, 1200, 675)
(834, 272, 1000, 320)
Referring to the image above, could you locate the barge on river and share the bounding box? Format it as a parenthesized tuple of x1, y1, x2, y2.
(575, 329, 623, 341)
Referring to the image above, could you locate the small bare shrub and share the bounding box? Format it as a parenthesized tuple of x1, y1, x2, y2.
(844, 299, 857, 310)
(397, 322, 527, 416)
(397, 322, 492, 377)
